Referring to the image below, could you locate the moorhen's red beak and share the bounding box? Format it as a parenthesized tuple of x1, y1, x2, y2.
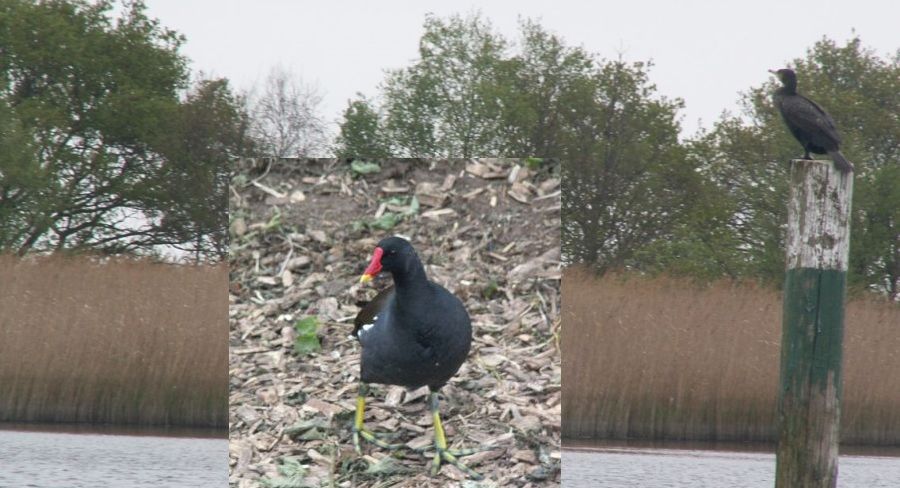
(359, 247, 384, 284)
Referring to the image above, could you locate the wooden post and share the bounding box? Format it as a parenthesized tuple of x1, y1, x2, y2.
(776, 159, 853, 488)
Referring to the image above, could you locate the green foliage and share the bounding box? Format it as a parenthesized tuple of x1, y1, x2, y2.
(364, 455, 414, 475)
(0, 100, 45, 246)
(342, 14, 898, 297)
(0, 0, 248, 259)
(153, 77, 250, 259)
(284, 419, 329, 441)
(338, 12, 707, 273)
(260, 457, 311, 488)
(353, 196, 419, 231)
(559, 35, 899, 298)
(365, 213, 402, 231)
(494, 19, 599, 159)
(482, 279, 499, 300)
(336, 14, 607, 163)
(284, 389, 308, 407)
(263, 209, 284, 232)
(349, 160, 381, 175)
(387, 195, 420, 216)
(851, 163, 900, 297)
(382, 13, 508, 157)
(525, 157, 544, 170)
(293, 316, 320, 356)
(562, 59, 698, 272)
(334, 95, 390, 159)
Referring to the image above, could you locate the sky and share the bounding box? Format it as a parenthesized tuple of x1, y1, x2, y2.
(141, 0, 899, 140)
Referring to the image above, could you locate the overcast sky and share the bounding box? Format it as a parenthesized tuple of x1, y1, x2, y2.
(142, 0, 898, 140)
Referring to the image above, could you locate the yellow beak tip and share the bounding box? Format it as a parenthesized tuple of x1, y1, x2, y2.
(359, 274, 373, 284)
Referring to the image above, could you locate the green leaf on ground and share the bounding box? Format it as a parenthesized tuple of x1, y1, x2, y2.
(368, 212, 402, 230)
(284, 390, 308, 406)
(293, 316, 320, 356)
(364, 455, 414, 475)
(263, 209, 283, 232)
(350, 160, 381, 175)
(525, 157, 543, 170)
(285, 419, 329, 440)
(482, 279, 499, 299)
(261, 457, 311, 488)
(354, 195, 420, 231)
(404, 195, 420, 215)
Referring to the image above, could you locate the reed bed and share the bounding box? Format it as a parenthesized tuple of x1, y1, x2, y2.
(562, 267, 900, 445)
(0, 255, 227, 429)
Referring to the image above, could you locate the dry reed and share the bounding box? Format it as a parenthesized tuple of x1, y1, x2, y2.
(0, 255, 227, 429)
(562, 267, 900, 445)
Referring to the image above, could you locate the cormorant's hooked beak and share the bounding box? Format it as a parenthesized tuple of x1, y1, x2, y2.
(359, 247, 384, 284)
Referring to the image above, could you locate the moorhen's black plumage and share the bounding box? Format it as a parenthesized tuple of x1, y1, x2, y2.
(770, 68, 854, 173)
(351, 236, 481, 479)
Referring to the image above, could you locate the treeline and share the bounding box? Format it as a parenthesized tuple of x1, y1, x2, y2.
(334, 15, 642, 160)
(0, 0, 253, 260)
(3, 3, 896, 292)
(332, 14, 899, 298)
(0, 0, 334, 259)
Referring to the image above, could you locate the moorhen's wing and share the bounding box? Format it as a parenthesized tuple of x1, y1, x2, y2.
(353, 285, 394, 337)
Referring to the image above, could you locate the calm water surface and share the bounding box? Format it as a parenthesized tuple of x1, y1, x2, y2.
(0, 423, 226, 488)
(563, 440, 900, 488)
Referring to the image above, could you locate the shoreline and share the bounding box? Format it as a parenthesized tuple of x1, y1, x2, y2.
(0, 421, 226, 439)
(562, 438, 900, 458)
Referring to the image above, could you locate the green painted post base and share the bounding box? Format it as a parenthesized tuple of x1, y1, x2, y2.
(776, 267, 846, 488)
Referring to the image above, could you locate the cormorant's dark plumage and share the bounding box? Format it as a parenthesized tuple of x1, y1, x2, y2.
(770, 68, 854, 173)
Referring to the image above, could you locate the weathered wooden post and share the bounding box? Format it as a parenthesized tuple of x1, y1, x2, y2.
(776, 159, 853, 488)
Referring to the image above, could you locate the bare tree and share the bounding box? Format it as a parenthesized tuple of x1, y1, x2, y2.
(250, 66, 328, 158)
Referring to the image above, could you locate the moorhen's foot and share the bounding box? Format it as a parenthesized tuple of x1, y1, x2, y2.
(430, 446, 485, 480)
(352, 425, 404, 454)
(353, 382, 405, 454)
(411, 443, 485, 455)
(423, 391, 485, 480)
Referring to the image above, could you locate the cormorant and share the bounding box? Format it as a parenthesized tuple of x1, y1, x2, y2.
(351, 236, 482, 479)
(769, 68, 854, 173)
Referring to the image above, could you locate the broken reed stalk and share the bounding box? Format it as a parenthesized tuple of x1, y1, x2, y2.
(776, 159, 853, 488)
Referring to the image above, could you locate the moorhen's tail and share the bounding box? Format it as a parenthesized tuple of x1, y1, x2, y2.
(829, 150, 854, 173)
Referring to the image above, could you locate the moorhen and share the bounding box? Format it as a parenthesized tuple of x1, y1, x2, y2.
(351, 236, 482, 479)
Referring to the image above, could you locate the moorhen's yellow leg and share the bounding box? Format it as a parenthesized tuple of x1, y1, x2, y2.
(428, 391, 484, 480)
(352, 383, 403, 453)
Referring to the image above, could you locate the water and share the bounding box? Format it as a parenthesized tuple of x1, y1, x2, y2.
(0, 424, 226, 488)
(563, 441, 900, 488)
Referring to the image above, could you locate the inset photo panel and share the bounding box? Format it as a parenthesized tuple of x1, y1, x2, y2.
(0, 2, 230, 487)
(559, 6, 900, 488)
(228, 158, 561, 485)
